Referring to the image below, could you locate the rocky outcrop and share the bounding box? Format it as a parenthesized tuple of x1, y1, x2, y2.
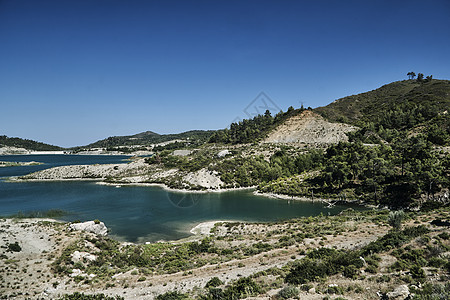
(69, 221, 108, 236)
(183, 168, 223, 189)
(265, 110, 357, 144)
(386, 285, 410, 299)
(0, 146, 30, 155)
(71, 251, 97, 263)
(18, 159, 151, 180)
(217, 150, 231, 158)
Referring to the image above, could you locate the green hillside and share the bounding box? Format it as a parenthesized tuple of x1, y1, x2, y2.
(0, 135, 63, 151)
(315, 79, 449, 124)
(315, 79, 450, 145)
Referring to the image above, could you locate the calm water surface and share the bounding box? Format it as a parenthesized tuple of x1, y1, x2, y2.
(0, 155, 362, 243)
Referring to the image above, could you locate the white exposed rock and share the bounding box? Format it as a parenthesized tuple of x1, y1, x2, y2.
(70, 268, 84, 277)
(265, 110, 357, 144)
(173, 149, 192, 156)
(183, 168, 223, 189)
(19, 158, 152, 180)
(69, 221, 108, 236)
(71, 250, 97, 263)
(386, 285, 410, 299)
(217, 150, 231, 158)
(359, 256, 367, 265)
(0, 146, 30, 155)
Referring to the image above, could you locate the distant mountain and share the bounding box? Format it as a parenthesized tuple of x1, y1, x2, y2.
(0, 135, 64, 151)
(79, 130, 215, 148)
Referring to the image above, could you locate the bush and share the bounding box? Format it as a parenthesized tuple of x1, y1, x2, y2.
(365, 264, 378, 274)
(223, 277, 261, 300)
(7, 242, 21, 252)
(326, 285, 344, 295)
(278, 286, 299, 299)
(343, 265, 359, 279)
(412, 282, 450, 299)
(410, 266, 426, 282)
(388, 210, 405, 231)
(156, 291, 189, 300)
(206, 277, 223, 288)
(285, 258, 328, 284)
(61, 293, 124, 300)
(286, 248, 363, 284)
(361, 226, 429, 256)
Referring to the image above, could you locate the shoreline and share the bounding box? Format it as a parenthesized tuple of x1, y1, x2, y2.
(97, 181, 256, 194)
(189, 220, 231, 236)
(254, 190, 366, 206)
(0, 216, 233, 246)
(0, 161, 44, 167)
(7, 174, 367, 207)
(0, 151, 135, 156)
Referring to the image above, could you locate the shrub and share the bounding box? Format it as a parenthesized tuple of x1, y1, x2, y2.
(361, 226, 429, 256)
(278, 286, 299, 299)
(388, 210, 405, 231)
(207, 287, 224, 300)
(206, 277, 223, 288)
(326, 285, 344, 295)
(365, 264, 378, 274)
(286, 248, 363, 284)
(438, 232, 450, 240)
(412, 282, 450, 299)
(343, 265, 359, 279)
(285, 258, 328, 284)
(410, 266, 426, 282)
(223, 277, 261, 300)
(62, 292, 124, 299)
(428, 257, 446, 268)
(156, 291, 189, 300)
(7, 242, 21, 252)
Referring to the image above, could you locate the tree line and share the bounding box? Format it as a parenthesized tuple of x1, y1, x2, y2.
(209, 106, 307, 144)
(407, 71, 433, 82)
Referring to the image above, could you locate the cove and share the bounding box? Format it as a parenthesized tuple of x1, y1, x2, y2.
(0, 155, 362, 243)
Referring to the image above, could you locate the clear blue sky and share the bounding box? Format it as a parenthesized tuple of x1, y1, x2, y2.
(1, 0, 449, 147)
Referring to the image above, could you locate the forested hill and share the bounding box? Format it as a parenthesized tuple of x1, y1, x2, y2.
(314, 79, 450, 145)
(80, 130, 214, 149)
(209, 79, 449, 146)
(0, 135, 63, 151)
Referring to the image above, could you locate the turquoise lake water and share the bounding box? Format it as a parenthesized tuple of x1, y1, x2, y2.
(0, 155, 362, 243)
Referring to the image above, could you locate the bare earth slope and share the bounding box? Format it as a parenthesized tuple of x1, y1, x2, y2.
(264, 110, 357, 144)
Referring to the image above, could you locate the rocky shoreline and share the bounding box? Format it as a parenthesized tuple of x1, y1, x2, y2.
(0, 161, 43, 167)
(3, 209, 447, 300)
(9, 158, 367, 206)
